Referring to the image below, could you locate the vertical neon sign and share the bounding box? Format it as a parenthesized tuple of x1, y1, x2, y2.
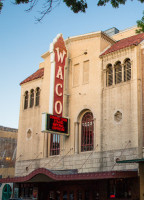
(49, 34, 67, 117)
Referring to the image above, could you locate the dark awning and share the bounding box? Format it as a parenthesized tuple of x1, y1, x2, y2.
(116, 158, 144, 164)
(0, 168, 138, 184)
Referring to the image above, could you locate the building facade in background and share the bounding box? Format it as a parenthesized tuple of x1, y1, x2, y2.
(0, 126, 17, 200)
(2, 25, 144, 200)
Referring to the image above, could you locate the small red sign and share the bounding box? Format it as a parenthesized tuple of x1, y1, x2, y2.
(110, 194, 115, 198)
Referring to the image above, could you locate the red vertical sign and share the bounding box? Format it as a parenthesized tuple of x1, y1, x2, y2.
(53, 36, 67, 117)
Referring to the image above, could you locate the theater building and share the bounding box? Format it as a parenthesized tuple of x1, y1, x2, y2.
(2, 26, 144, 200)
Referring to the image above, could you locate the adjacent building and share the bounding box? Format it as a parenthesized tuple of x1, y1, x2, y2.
(0, 126, 17, 200)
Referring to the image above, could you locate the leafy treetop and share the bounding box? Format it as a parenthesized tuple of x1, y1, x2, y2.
(1, 0, 144, 22)
(136, 11, 144, 33)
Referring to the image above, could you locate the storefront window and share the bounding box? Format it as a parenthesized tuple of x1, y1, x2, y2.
(49, 191, 55, 199)
(77, 191, 82, 200)
(63, 191, 67, 200)
(56, 191, 60, 200)
(20, 184, 34, 199)
(108, 179, 132, 199)
(93, 191, 100, 200)
(85, 191, 89, 200)
(70, 191, 74, 200)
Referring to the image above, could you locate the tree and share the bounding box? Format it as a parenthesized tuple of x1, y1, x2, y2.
(136, 11, 144, 33)
(1, 0, 144, 21)
(0, 0, 88, 21)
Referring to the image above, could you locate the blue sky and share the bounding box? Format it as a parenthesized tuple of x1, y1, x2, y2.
(0, 0, 144, 128)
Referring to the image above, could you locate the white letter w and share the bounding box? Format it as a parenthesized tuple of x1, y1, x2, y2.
(56, 48, 66, 63)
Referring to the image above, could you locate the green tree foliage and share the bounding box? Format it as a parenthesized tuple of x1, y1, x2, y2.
(0, 0, 88, 21)
(0, 1, 3, 11)
(63, 0, 87, 13)
(136, 11, 144, 33)
(1, 0, 144, 21)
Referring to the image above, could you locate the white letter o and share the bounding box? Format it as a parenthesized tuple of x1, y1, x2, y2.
(55, 101, 62, 115)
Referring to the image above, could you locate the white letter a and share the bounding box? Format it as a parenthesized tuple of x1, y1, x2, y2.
(56, 66, 63, 80)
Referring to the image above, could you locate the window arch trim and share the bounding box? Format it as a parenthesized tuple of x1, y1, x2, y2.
(124, 58, 131, 82)
(35, 87, 40, 106)
(114, 61, 122, 84)
(81, 112, 94, 152)
(24, 91, 29, 109)
(30, 89, 34, 108)
(106, 64, 113, 86)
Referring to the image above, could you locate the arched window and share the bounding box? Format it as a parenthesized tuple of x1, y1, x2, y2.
(24, 91, 28, 109)
(124, 59, 131, 82)
(81, 112, 94, 152)
(106, 64, 113, 86)
(115, 61, 122, 84)
(35, 87, 40, 106)
(30, 89, 34, 108)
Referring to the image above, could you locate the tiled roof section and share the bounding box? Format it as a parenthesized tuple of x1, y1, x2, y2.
(20, 68, 44, 85)
(101, 33, 144, 56)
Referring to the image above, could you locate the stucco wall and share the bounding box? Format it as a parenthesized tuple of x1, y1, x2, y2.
(102, 46, 138, 151)
(17, 79, 44, 161)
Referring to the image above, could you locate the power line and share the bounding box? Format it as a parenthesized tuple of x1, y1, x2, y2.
(111, 140, 131, 170)
(50, 148, 73, 169)
(79, 145, 98, 172)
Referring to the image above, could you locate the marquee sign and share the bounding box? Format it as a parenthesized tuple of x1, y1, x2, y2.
(49, 34, 67, 117)
(41, 34, 69, 136)
(42, 113, 69, 136)
(53, 35, 67, 117)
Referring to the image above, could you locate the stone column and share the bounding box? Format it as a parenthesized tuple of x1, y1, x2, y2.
(74, 122, 79, 154)
(94, 118, 96, 150)
(122, 64, 124, 82)
(43, 132, 48, 158)
(103, 69, 106, 87)
(113, 65, 115, 85)
(48, 134, 50, 157)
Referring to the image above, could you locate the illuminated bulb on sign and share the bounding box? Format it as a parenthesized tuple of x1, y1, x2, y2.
(6, 157, 11, 161)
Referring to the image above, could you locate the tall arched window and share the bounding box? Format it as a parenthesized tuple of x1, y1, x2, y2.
(106, 64, 113, 86)
(81, 112, 94, 152)
(30, 89, 34, 108)
(35, 87, 40, 106)
(124, 59, 131, 82)
(115, 61, 122, 84)
(24, 91, 28, 109)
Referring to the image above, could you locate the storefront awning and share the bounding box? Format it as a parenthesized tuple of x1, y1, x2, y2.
(116, 158, 144, 164)
(0, 168, 138, 184)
